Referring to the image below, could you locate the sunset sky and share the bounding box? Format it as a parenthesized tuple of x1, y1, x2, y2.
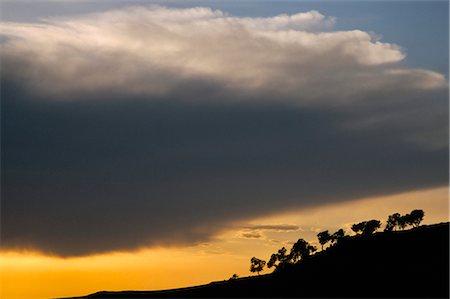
(0, 1, 448, 299)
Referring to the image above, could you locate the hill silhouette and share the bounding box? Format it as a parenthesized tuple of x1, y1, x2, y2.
(65, 222, 449, 298)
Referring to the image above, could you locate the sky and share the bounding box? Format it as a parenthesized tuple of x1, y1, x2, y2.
(0, 1, 449, 299)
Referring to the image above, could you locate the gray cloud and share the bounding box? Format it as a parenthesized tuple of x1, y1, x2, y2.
(242, 225, 300, 232)
(238, 224, 300, 239)
(0, 6, 448, 256)
(241, 232, 263, 239)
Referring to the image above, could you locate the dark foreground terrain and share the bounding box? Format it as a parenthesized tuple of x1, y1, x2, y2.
(67, 222, 449, 298)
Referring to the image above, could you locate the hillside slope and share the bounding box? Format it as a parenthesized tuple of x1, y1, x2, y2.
(69, 222, 449, 298)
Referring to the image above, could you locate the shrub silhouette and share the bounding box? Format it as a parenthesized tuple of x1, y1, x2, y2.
(317, 230, 331, 250)
(250, 257, 266, 275)
(229, 274, 239, 280)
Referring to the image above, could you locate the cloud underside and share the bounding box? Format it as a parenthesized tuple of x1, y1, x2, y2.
(0, 6, 448, 256)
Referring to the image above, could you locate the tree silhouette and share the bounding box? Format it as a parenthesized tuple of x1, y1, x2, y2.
(250, 257, 266, 275)
(397, 215, 407, 230)
(317, 230, 331, 250)
(351, 221, 366, 235)
(267, 247, 289, 269)
(330, 228, 345, 244)
(267, 253, 278, 269)
(247, 209, 426, 280)
(385, 213, 402, 231)
(404, 209, 425, 228)
(352, 220, 381, 236)
(289, 238, 316, 262)
(362, 220, 381, 235)
(229, 273, 239, 280)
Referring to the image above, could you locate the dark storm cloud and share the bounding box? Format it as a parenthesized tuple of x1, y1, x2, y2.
(1, 76, 447, 256)
(0, 6, 448, 256)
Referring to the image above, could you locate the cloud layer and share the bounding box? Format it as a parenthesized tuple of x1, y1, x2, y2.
(0, 6, 448, 256)
(3, 6, 444, 99)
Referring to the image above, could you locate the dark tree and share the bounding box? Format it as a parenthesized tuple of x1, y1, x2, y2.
(267, 247, 289, 268)
(290, 238, 316, 262)
(404, 209, 425, 228)
(267, 253, 278, 269)
(397, 215, 407, 230)
(362, 220, 381, 235)
(330, 229, 345, 244)
(352, 220, 381, 236)
(351, 221, 366, 235)
(277, 246, 288, 263)
(250, 257, 266, 275)
(229, 274, 239, 280)
(317, 230, 331, 250)
(385, 213, 402, 231)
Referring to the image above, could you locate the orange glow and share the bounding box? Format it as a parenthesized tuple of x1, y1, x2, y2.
(1, 186, 448, 299)
(0, 248, 248, 299)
